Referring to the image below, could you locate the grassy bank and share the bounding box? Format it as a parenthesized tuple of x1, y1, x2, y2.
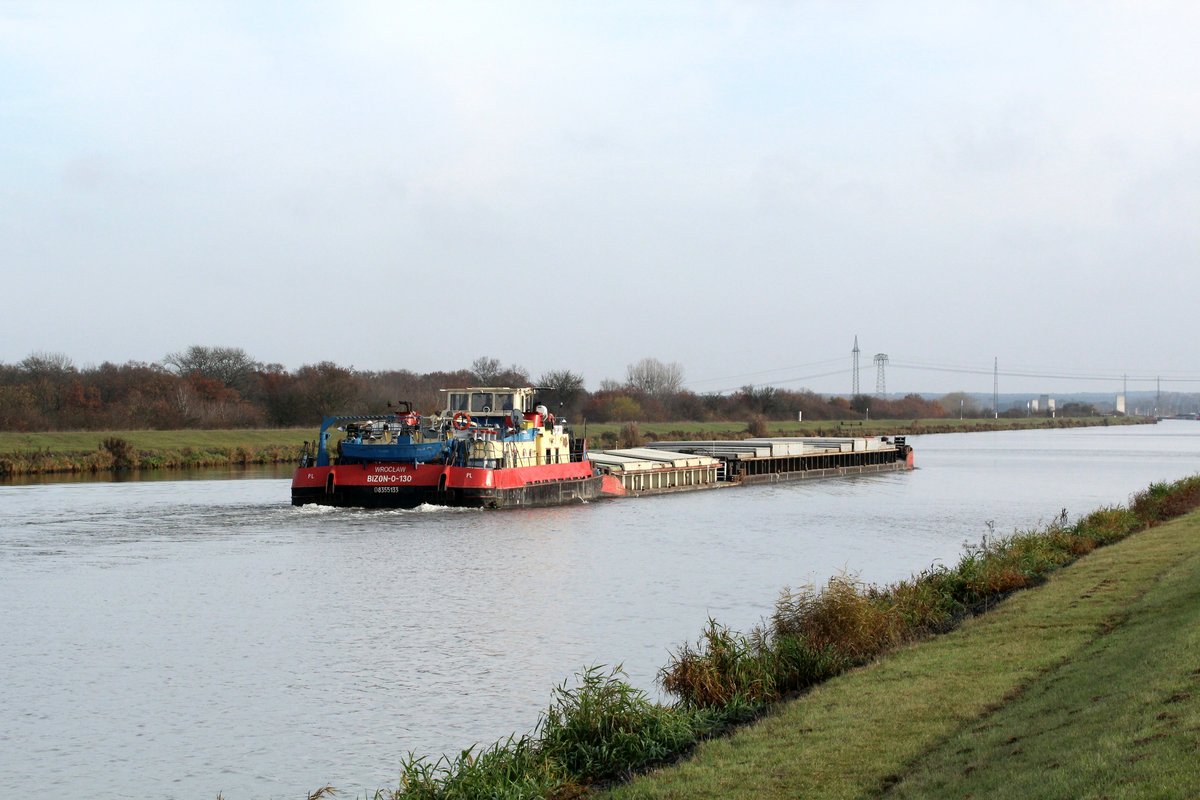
(582, 415, 1145, 447)
(0, 417, 1148, 477)
(609, 498, 1200, 798)
(0, 428, 310, 476)
(344, 475, 1199, 799)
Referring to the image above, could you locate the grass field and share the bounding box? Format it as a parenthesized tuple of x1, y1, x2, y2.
(0, 417, 1140, 454)
(0, 428, 312, 452)
(604, 510, 1200, 799)
(0, 429, 313, 475)
(0, 417, 1145, 476)
(580, 415, 1140, 443)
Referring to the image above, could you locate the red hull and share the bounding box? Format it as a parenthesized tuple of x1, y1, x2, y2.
(291, 460, 606, 509)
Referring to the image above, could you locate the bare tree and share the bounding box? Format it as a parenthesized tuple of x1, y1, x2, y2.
(471, 356, 502, 384)
(537, 369, 586, 416)
(625, 357, 684, 397)
(472, 356, 529, 386)
(164, 345, 260, 391)
(20, 351, 75, 376)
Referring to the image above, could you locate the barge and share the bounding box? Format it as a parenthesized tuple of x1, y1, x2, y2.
(590, 436, 912, 497)
(290, 386, 915, 509)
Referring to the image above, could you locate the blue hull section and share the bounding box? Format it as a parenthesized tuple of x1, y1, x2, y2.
(339, 440, 447, 462)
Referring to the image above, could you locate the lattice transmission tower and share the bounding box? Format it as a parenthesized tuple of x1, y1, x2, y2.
(874, 353, 889, 396)
(851, 336, 861, 396)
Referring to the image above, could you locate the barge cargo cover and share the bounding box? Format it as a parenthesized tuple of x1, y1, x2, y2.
(635, 435, 913, 486)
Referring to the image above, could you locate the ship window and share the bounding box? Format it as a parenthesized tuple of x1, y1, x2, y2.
(470, 392, 492, 412)
(495, 393, 515, 411)
(448, 393, 469, 412)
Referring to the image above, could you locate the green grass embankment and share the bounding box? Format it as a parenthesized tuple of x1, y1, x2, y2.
(583, 415, 1144, 446)
(354, 477, 1199, 800)
(608, 509, 1200, 799)
(0, 417, 1146, 477)
(0, 429, 310, 476)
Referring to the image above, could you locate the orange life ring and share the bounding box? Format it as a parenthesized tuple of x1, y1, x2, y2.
(404, 412, 419, 427)
(452, 411, 472, 430)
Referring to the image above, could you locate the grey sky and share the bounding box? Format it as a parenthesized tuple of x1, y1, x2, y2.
(3, 2, 1198, 396)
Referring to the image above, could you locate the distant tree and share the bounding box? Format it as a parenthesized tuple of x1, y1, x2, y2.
(15, 351, 78, 420)
(739, 384, 781, 416)
(471, 356, 502, 384)
(880, 394, 946, 419)
(663, 389, 709, 421)
(20, 351, 75, 376)
(0, 384, 40, 430)
(254, 368, 305, 427)
(1057, 401, 1099, 417)
(295, 361, 360, 416)
(939, 392, 983, 419)
(165, 346, 260, 392)
(625, 357, 684, 397)
(581, 391, 642, 423)
(495, 363, 530, 386)
(828, 396, 854, 416)
(608, 395, 643, 421)
(537, 369, 585, 416)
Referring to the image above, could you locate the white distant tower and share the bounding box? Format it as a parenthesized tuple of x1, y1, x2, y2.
(851, 336, 861, 396)
(874, 353, 889, 396)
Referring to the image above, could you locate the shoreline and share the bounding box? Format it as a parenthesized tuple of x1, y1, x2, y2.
(0, 417, 1151, 478)
(352, 474, 1200, 798)
(606, 487, 1200, 798)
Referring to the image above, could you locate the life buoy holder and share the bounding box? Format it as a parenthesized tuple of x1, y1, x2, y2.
(404, 412, 419, 427)
(452, 411, 472, 431)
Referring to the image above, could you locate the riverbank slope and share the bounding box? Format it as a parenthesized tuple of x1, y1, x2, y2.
(604, 507, 1200, 799)
(0, 428, 310, 476)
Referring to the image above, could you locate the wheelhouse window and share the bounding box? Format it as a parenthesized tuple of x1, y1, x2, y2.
(447, 393, 469, 412)
(470, 392, 493, 412)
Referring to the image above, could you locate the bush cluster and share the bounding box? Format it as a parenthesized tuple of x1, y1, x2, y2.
(366, 475, 1200, 798)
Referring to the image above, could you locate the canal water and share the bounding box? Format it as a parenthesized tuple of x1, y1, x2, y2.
(2, 422, 1198, 798)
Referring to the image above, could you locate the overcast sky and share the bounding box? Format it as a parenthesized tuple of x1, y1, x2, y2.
(3, 2, 1198, 396)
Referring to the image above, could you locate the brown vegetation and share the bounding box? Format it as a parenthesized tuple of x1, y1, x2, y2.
(0, 347, 1105, 433)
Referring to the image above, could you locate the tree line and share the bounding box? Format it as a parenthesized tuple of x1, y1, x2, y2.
(2, 347, 984, 432)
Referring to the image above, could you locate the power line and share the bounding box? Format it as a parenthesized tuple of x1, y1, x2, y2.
(702, 368, 855, 395)
(685, 356, 846, 388)
(889, 361, 1200, 384)
(684, 353, 1200, 397)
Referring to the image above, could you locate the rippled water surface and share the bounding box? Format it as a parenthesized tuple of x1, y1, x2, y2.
(2, 422, 1199, 797)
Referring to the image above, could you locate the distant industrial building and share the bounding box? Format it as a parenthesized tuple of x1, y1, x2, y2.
(1029, 395, 1056, 416)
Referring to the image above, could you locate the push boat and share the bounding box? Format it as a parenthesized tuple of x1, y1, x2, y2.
(291, 388, 609, 509)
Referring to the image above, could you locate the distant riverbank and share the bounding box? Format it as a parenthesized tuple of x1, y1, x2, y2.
(0, 417, 1150, 477)
(0, 428, 309, 477)
(583, 414, 1148, 447)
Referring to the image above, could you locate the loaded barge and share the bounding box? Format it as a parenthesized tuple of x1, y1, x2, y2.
(589, 436, 912, 497)
(290, 385, 914, 509)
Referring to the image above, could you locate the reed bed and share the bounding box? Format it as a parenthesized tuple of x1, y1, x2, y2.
(359, 475, 1200, 799)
